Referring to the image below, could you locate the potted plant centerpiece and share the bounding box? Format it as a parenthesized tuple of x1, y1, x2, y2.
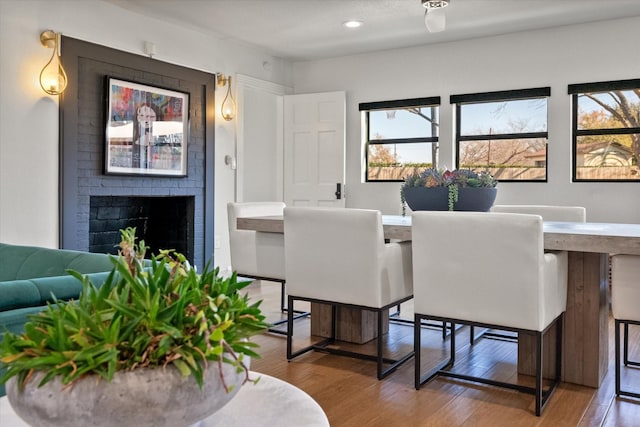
(402, 168, 498, 212)
(0, 228, 268, 427)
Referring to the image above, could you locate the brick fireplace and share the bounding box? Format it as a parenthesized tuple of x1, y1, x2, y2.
(89, 196, 194, 261)
(59, 37, 215, 268)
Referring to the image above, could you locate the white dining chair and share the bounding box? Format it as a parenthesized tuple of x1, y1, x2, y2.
(227, 202, 305, 333)
(284, 207, 414, 379)
(227, 202, 286, 298)
(469, 204, 584, 345)
(412, 211, 568, 416)
(611, 254, 640, 399)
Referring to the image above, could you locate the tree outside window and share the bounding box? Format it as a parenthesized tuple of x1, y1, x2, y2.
(360, 97, 440, 182)
(569, 79, 640, 181)
(451, 88, 550, 182)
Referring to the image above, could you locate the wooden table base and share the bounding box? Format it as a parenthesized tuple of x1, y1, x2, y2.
(310, 303, 389, 345)
(518, 252, 609, 387)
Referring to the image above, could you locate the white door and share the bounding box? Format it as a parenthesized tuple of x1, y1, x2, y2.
(283, 91, 346, 207)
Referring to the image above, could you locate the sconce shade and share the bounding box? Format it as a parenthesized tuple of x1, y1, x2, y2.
(218, 74, 236, 121)
(425, 8, 446, 33)
(39, 31, 68, 95)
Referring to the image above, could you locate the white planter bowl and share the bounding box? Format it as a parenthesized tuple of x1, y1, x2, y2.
(7, 359, 248, 427)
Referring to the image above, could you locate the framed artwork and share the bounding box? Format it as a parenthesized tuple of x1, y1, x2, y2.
(104, 77, 189, 176)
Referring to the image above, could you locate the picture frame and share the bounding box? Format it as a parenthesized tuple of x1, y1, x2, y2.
(104, 77, 189, 176)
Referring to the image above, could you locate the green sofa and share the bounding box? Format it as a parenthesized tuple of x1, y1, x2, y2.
(0, 243, 116, 396)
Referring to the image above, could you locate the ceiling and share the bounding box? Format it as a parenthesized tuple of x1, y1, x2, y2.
(103, 0, 640, 61)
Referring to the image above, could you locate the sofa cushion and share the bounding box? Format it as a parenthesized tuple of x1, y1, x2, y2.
(0, 280, 41, 311)
(31, 271, 112, 304)
(0, 243, 114, 281)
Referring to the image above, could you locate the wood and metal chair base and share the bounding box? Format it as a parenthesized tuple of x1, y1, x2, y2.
(615, 318, 640, 399)
(623, 322, 640, 368)
(415, 313, 563, 416)
(390, 314, 459, 341)
(238, 274, 310, 335)
(469, 325, 518, 345)
(287, 295, 414, 380)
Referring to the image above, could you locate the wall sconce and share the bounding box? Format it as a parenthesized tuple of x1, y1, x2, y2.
(217, 73, 236, 121)
(39, 30, 68, 96)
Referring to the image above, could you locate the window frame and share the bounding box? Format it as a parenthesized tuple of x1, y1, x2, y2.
(568, 78, 640, 182)
(451, 87, 551, 183)
(359, 97, 441, 183)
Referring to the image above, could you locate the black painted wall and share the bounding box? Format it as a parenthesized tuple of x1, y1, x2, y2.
(59, 37, 215, 268)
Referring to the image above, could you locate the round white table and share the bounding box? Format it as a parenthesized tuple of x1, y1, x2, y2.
(0, 372, 329, 427)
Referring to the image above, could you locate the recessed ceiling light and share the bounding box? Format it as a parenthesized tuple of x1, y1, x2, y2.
(343, 20, 363, 29)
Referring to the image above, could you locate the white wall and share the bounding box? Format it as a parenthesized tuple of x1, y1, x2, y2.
(0, 0, 292, 271)
(4, 2, 640, 272)
(240, 89, 278, 201)
(292, 17, 640, 223)
(235, 75, 289, 204)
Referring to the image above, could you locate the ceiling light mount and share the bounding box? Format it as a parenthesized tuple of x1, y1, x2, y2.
(422, 0, 450, 9)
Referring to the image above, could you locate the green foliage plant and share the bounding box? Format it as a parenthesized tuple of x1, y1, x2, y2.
(401, 167, 497, 211)
(0, 228, 268, 393)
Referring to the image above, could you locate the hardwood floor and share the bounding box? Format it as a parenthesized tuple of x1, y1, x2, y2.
(245, 281, 640, 427)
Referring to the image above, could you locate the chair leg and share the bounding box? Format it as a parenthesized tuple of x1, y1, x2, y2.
(450, 322, 456, 365)
(555, 314, 563, 383)
(280, 281, 286, 312)
(416, 315, 562, 416)
(414, 313, 422, 390)
(469, 325, 517, 345)
(376, 307, 413, 380)
(377, 306, 384, 379)
(415, 314, 455, 389)
(615, 318, 640, 399)
(269, 280, 310, 335)
(536, 315, 562, 415)
(616, 319, 622, 396)
(286, 295, 295, 359)
(269, 284, 309, 335)
(289, 299, 413, 379)
(624, 322, 630, 366)
(279, 280, 310, 316)
(621, 321, 640, 368)
(287, 297, 333, 360)
(535, 332, 543, 416)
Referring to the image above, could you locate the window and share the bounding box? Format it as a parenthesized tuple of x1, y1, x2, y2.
(568, 79, 640, 182)
(359, 97, 440, 182)
(451, 87, 550, 182)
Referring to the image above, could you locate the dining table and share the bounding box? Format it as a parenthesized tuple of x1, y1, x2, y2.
(237, 214, 640, 388)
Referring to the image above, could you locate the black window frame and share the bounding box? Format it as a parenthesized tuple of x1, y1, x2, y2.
(359, 97, 440, 183)
(451, 87, 551, 183)
(568, 78, 640, 182)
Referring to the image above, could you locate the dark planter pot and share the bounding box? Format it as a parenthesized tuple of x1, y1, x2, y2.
(403, 186, 497, 212)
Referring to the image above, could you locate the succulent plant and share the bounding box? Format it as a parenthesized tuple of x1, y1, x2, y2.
(402, 168, 497, 190)
(401, 168, 497, 212)
(0, 227, 268, 392)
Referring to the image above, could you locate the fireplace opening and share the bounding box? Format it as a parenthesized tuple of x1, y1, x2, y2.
(89, 196, 195, 263)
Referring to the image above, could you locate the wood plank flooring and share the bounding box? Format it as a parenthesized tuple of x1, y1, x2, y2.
(245, 281, 640, 427)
